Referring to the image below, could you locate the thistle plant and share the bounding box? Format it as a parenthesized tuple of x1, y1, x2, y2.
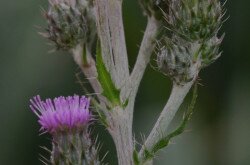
(30, 0, 226, 164)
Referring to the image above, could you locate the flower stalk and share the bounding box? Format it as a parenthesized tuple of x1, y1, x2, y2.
(139, 80, 195, 160)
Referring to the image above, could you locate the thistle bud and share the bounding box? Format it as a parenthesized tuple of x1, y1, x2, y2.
(42, 0, 96, 50)
(167, 0, 224, 41)
(157, 0, 225, 84)
(30, 95, 101, 164)
(157, 40, 200, 85)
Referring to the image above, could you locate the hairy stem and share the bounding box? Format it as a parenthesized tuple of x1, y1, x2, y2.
(94, 0, 129, 88)
(108, 106, 134, 165)
(125, 17, 160, 100)
(139, 81, 194, 160)
(72, 45, 106, 103)
(93, 1, 136, 164)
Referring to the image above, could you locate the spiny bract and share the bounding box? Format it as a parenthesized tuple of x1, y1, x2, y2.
(42, 0, 95, 50)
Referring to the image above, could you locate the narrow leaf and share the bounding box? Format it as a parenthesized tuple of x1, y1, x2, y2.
(133, 150, 140, 165)
(96, 41, 121, 107)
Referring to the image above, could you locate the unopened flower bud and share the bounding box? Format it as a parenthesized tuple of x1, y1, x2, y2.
(167, 0, 224, 41)
(42, 0, 96, 50)
(157, 40, 200, 85)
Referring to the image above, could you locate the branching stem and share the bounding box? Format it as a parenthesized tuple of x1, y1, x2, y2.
(139, 81, 194, 161)
(125, 17, 160, 101)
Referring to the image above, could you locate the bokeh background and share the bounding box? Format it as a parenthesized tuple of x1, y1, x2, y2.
(0, 0, 250, 164)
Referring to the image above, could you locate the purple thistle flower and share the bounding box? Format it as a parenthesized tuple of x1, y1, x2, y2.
(30, 95, 91, 134)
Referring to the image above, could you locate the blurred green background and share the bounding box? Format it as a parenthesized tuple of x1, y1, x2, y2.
(0, 0, 250, 164)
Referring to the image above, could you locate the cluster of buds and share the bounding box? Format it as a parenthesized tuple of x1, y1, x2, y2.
(30, 95, 101, 164)
(42, 0, 96, 50)
(156, 0, 225, 85)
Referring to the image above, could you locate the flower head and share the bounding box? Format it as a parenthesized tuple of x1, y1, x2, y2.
(30, 95, 91, 134)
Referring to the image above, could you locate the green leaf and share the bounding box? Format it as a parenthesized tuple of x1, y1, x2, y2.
(133, 150, 140, 165)
(96, 41, 122, 107)
(151, 138, 170, 154)
(143, 149, 154, 160)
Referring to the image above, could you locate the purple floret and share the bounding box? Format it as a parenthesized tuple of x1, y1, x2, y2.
(30, 95, 91, 133)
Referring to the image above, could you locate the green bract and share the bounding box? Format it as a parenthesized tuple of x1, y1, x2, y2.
(96, 42, 122, 108)
(51, 129, 102, 165)
(167, 0, 224, 41)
